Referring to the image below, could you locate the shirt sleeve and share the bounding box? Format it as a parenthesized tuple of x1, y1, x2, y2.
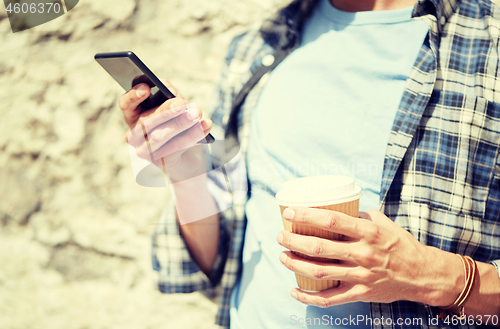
(152, 199, 230, 296)
(490, 260, 500, 281)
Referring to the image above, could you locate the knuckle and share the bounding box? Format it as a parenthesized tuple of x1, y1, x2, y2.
(319, 298, 332, 308)
(287, 258, 295, 272)
(294, 208, 306, 224)
(362, 223, 379, 241)
(352, 269, 373, 283)
(356, 248, 376, 266)
(325, 212, 340, 230)
(148, 130, 161, 147)
(312, 265, 328, 280)
(351, 248, 365, 262)
(311, 240, 325, 256)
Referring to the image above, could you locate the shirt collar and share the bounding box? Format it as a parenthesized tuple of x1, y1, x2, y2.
(413, 0, 460, 33)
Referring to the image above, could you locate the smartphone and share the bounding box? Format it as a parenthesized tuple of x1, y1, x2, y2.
(94, 51, 214, 144)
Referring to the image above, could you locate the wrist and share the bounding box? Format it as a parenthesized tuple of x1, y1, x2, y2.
(412, 246, 464, 307)
(170, 173, 219, 225)
(171, 173, 209, 197)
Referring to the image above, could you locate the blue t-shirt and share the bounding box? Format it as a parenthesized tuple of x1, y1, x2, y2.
(230, 0, 428, 328)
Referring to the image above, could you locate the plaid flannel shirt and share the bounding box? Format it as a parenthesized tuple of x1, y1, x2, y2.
(152, 0, 500, 328)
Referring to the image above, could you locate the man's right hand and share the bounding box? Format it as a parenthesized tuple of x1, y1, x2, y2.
(119, 80, 213, 182)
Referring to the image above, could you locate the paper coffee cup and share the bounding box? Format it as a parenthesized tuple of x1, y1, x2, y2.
(275, 176, 362, 292)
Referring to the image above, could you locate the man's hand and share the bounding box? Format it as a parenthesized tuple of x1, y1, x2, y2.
(275, 208, 464, 308)
(118, 80, 213, 182)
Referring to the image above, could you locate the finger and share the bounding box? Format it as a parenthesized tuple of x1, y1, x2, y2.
(283, 207, 365, 240)
(119, 83, 151, 126)
(291, 281, 363, 308)
(201, 119, 213, 135)
(142, 99, 203, 134)
(136, 122, 205, 161)
(119, 83, 151, 111)
(277, 231, 354, 262)
(127, 99, 190, 147)
(153, 122, 205, 160)
(146, 109, 201, 153)
(279, 251, 356, 281)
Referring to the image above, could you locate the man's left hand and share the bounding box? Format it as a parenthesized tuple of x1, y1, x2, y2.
(276, 208, 462, 308)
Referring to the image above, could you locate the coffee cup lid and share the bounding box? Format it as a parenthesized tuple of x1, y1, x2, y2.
(275, 176, 362, 207)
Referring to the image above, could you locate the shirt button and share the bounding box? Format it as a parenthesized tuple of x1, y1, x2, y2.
(440, 16, 446, 26)
(262, 54, 275, 67)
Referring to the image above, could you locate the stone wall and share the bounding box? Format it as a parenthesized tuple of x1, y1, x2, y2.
(0, 1, 288, 328)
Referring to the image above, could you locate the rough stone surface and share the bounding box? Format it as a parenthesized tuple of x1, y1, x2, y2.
(0, 1, 289, 328)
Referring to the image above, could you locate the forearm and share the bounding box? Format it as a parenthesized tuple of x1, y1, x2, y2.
(178, 212, 220, 275)
(418, 246, 500, 324)
(172, 174, 220, 275)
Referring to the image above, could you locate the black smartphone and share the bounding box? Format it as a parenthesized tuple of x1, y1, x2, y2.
(95, 51, 214, 144)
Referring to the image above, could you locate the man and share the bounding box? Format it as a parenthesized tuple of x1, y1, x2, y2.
(119, 0, 500, 328)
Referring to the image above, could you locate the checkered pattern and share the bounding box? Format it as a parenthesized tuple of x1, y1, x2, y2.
(152, 0, 500, 328)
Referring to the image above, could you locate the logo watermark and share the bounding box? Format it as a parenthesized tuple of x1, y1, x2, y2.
(3, 0, 79, 33)
(290, 315, 424, 326)
(289, 314, 499, 327)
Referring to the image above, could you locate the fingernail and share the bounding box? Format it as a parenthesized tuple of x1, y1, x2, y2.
(283, 208, 295, 220)
(136, 84, 148, 97)
(187, 108, 199, 121)
(291, 291, 298, 300)
(276, 232, 283, 244)
(279, 253, 287, 264)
